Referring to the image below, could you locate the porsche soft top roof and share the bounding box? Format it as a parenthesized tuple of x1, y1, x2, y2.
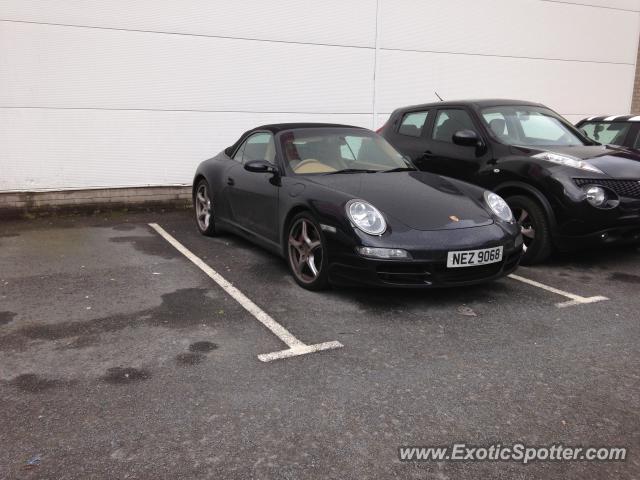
(227, 123, 369, 154)
(251, 123, 366, 134)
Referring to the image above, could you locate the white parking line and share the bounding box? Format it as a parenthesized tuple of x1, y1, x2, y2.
(148, 223, 343, 362)
(508, 274, 608, 308)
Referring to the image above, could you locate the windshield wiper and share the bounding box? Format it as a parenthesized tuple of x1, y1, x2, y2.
(324, 168, 378, 175)
(377, 167, 417, 173)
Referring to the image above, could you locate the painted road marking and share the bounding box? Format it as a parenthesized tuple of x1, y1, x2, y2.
(149, 223, 343, 362)
(508, 274, 608, 308)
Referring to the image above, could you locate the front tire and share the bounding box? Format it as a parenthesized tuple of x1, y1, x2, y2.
(194, 179, 216, 237)
(506, 195, 552, 265)
(286, 212, 329, 290)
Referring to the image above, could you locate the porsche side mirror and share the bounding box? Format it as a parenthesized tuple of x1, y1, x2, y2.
(452, 130, 481, 147)
(244, 160, 277, 174)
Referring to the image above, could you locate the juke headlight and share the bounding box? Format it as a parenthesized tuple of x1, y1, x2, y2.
(533, 152, 603, 174)
(484, 191, 514, 223)
(346, 199, 387, 235)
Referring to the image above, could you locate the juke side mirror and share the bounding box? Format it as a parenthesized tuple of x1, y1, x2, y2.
(452, 130, 481, 147)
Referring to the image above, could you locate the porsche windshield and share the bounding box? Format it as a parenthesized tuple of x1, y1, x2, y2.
(281, 129, 411, 174)
(480, 106, 586, 147)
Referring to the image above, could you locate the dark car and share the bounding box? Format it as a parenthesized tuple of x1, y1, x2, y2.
(576, 115, 640, 150)
(193, 123, 522, 290)
(379, 100, 640, 264)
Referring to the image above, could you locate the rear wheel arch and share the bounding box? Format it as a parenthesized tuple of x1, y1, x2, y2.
(281, 205, 312, 256)
(192, 174, 206, 199)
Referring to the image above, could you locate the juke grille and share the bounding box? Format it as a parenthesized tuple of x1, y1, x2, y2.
(574, 178, 640, 199)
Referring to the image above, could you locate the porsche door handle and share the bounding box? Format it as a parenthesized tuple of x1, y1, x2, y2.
(422, 150, 434, 158)
(226, 177, 235, 186)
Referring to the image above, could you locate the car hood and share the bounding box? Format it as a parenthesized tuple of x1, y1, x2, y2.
(308, 171, 494, 231)
(520, 145, 640, 179)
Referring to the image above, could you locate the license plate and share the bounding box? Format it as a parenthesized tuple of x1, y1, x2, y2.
(447, 246, 503, 268)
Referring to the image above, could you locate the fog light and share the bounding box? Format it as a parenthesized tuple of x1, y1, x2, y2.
(583, 185, 606, 207)
(356, 247, 410, 259)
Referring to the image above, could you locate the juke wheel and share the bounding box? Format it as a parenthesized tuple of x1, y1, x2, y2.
(286, 213, 329, 290)
(506, 195, 552, 265)
(194, 179, 216, 237)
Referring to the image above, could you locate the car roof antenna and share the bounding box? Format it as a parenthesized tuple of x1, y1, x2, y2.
(434, 91, 444, 101)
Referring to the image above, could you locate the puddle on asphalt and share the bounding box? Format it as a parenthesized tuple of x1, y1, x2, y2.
(609, 272, 640, 284)
(111, 224, 137, 231)
(11, 373, 74, 393)
(176, 352, 205, 366)
(189, 341, 217, 353)
(0, 311, 17, 326)
(3, 289, 223, 351)
(109, 235, 178, 259)
(102, 367, 151, 384)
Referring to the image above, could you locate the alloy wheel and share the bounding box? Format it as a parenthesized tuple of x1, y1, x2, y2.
(514, 207, 535, 252)
(288, 218, 323, 284)
(195, 183, 212, 231)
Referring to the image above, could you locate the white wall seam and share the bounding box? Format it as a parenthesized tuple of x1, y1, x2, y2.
(0, 18, 374, 51)
(0, 107, 374, 115)
(539, 0, 640, 13)
(371, 0, 382, 129)
(0, 18, 633, 66)
(378, 47, 635, 66)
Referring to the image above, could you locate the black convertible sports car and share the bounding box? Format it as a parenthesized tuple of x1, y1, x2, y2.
(193, 124, 523, 290)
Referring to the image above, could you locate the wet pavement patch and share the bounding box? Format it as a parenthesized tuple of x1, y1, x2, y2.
(11, 373, 71, 393)
(189, 341, 217, 353)
(0, 311, 17, 326)
(176, 352, 205, 366)
(56, 334, 100, 350)
(112, 224, 136, 231)
(609, 272, 640, 284)
(4, 288, 221, 348)
(143, 288, 220, 329)
(109, 235, 178, 259)
(102, 367, 151, 384)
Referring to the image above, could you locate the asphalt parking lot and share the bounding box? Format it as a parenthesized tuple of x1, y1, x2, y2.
(1, 209, 639, 479)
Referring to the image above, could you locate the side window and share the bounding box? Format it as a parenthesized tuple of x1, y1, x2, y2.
(634, 131, 640, 150)
(482, 111, 510, 140)
(239, 132, 276, 164)
(432, 109, 475, 143)
(232, 143, 245, 162)
(580, 122, 630, 146)
(398, 111, 429, 137)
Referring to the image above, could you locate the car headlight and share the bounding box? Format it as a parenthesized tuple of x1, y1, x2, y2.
(484, 191, 514, 222)
(346, 199, 387, 235)
(533, 152, 603, 174)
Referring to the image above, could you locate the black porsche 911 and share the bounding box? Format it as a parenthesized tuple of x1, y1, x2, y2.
(192, 124, 523, 290)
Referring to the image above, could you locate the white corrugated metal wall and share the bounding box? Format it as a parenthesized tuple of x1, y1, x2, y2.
(1, 0, 639, 192)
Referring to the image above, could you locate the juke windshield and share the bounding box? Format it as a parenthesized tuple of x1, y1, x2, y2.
(480, 106, 587, 147)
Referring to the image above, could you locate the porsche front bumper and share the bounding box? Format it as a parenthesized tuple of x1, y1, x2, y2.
(325, 223, 523, 288)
